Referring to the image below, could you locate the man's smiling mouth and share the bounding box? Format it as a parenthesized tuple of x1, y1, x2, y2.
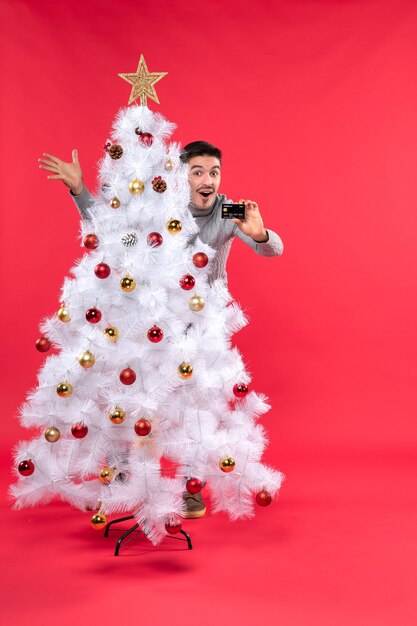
(199, 189, 213, 198)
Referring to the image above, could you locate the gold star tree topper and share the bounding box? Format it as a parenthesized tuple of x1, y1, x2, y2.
(118, 55, 168, 106)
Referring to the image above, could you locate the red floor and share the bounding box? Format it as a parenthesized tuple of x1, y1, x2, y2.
(2, 440, 416, 625)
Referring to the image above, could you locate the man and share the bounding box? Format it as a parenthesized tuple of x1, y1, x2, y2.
(38, 140, 284, 517)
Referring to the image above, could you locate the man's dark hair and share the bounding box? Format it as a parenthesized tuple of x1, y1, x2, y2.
(180, 141, 222, 164)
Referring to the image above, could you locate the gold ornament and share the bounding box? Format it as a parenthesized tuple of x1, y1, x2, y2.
(104, 326, 119, 342)
(178, 362, 193, 379)
(99, 466, 114, 484)
(109, 406, 125, 424)
(220, 457, 236, 473)
(118, 54, 168, 106)
(56, 382, 73, 397)
(90, 513, 107, 530)
(128, 179, 145, 195)
(120, 275, 137, 292)
(78, 350, 95, 368)
(57, 305, 70, 322)
(189, 294, 205, 311)
(165, 158, 174, 171)
(167, 218, 182, 234)
(110, 197, 121, 208)
(44, 426, 61, 443)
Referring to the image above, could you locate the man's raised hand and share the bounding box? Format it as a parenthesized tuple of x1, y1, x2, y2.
(232, 199, 269, 243)
(38, 149, 84, 195)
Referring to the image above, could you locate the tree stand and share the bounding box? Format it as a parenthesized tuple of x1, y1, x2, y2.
(104, 515, 193, 555)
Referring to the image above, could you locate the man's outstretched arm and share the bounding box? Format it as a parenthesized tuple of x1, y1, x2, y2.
(232, 199, 284, 256)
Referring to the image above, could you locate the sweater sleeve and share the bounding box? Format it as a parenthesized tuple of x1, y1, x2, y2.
(69, 186, 96, 220)
(232, 225, 284, 256)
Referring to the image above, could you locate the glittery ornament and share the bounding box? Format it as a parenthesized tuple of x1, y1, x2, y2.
(179, 274, 195, 290)
(134, 418, 152, 436)
(90, 513, 107, 530)
(129, 179, 145, 194)
(188, 295, 205, 311)
(147, 232, 163, 247)
(219, 457, 235, 473)
(120, 275, 137, 292)
(18, 460, 35, 476)
(178, 362, 193, 379)
(78, 350, 95, 368)
(44, 426, 61, 443)
(86, 307, 102, 324)
(109, 406, 125, 424)
(167, 218, 182, 234)
(83, 233, 99, 250)
(94, 263, 111, 279)
(36, 337, 51, 352)
(118, 54, 168, 106)
(56, 382, 73, 397)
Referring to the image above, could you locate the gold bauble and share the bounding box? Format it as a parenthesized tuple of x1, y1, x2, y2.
(78, 350, 95, 368)
(189, 294, 205, 311)
(56, 382, 73, 397)
(104, 326, 119, 342)
(99, 466, 114, 484)
(120, 275, 137, 292)
(220, 457, 236, 473)
(166, 218, 182, 234)
(110, 197, 121, 208)
(129, 179, 145, 195)
(165, 158, 174, 171)
(178, 362, 193, 379)
(109, 406, 125, 424)
(90, 513, 107, 530)
(44, 426, 61, 443)
(57, 305, 71, 322)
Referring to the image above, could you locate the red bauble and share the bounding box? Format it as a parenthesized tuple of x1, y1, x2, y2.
(18, 460, 35, 476)
(139, 132, 154, 147)
(71, 423, 89, 439)
(233, 383, 249, 397)
(134, 418, 152, 436)
(120, 367, 136, 385)
(36, 336, 51, 352)
(192, 252, 208, 268)
(179, 274, 195, 290)
(83, 234, 99, 250)
(165, 521, 182, 535)
(86, 307, 102, 324)
(147, 326, 164, 343)
(186, 478, 202, 495)
(147, 232, 163, 247)
(256, 490, 272, 507)
(94, 262, 111, 279)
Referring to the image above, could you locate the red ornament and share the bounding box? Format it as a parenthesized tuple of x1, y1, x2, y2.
(165, 521, 182, 535)
(147, 326, 164, 343)
(139, 132, 154, 147)
(233, 383, 249, 397)
(192, 252, 208, 268)
(134, 418, 152, 436)
(104, 139, 111, 152)
(86, 307, 102, 324)
(94, 262, 111, 279)
(147, 232, 163, 247)
(36, 336, 51, 352)
(186, 478, 202, 495)
(83, 233, 99, 250)
(71, 423, 89, 439)
(256, 490, 272, 507)
(120, 367, 136, 385)
(18, 460, 35, 476)
(179, 274, 195, 290)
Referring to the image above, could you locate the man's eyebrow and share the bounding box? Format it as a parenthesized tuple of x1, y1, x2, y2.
(190, 164, 221, 171)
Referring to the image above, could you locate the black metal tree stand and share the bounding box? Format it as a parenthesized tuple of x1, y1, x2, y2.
(104, 515, 193, 555)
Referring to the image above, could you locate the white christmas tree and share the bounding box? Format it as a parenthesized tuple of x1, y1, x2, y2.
(11, 58, 284, 546)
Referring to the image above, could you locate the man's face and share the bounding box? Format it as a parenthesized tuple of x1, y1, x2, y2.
(187, 155, 221, 210)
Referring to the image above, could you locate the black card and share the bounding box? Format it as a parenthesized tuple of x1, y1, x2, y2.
(221, 203, 246, 219)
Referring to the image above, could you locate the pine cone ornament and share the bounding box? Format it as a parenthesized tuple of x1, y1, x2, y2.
(121, 232, 138, 247)
(109, 144, 123, 160)
(152, 176, 167, 193)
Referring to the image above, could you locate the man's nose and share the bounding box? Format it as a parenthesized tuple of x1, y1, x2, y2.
(200, 173, 212, 186)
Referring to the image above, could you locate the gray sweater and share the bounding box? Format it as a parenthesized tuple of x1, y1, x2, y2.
(71, 187, 284, 283)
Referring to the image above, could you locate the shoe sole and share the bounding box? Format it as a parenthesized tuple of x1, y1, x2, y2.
(180, 507, 207, 519)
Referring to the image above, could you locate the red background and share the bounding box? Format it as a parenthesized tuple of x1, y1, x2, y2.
(1, 1, 416, 624)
